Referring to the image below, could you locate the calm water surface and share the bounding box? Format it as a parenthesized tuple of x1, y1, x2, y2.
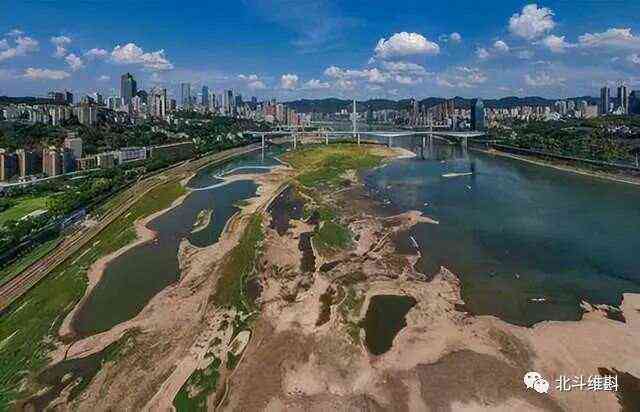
(363, 136, 640, 326)
(72, 147, 284, 337)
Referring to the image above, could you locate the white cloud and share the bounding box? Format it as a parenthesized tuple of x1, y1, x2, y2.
(6, 29, 24, 37)
(394, 75, 422, 85)
(238, 74, 267, 90)
(0, 39, 8, 49)
(476, 47, 490, 59)
(517, 50, 534, 59)
(629, 54, 640, 65)
(280, 73, 299, 90)
(85, 48, 108, 59)
(335, 78, 355, 91)
(509, 4, 556, 40)
(450, 32, 462, 43)
(238, 74, 259, 81)
(380, 61, 429, 76)
(65, 53, 84, 71)
(50, 35, 71, 58)
(98, 75, 111, 82)
(303, 79, 330, 90)
(493, 40, 510, 52)
(524, 71, 564, 87)
(111, 43, 174, 70)
(437, 66, 487, 88)
(541, 35, 570, 53)
(0, 36, 39, 62)
(22, 68, 70, 80)
(578, 28, 640, 51)
(373, 32, 439, 59)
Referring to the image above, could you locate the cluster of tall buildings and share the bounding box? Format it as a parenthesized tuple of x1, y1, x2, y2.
(599, 82, 638, 116)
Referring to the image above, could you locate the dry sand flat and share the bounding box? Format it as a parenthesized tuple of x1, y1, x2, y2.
(24, 145, 640, 411)
(218, 149, 640, 412)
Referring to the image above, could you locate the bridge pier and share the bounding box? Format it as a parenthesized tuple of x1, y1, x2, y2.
(387, 135, 392, 147)
(357, 133, 361, 145)
(293, 132, 297, 150)
(325, 131, 329, 145)
(261, 133, 265, 149)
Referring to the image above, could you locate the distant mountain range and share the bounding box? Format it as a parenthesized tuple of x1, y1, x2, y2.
(284, 96, 600, 113)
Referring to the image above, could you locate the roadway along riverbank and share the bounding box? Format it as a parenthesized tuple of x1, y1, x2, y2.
(0, 141, 283, 313)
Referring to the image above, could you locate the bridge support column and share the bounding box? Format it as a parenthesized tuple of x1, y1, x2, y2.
(261, 133, 265, 149)
(325, 132, 329, 145)
(357, 133, 361, 145)
(421, 135, 426, 159)
(293, 133, 297, 150)
(387, 136, 392, 147)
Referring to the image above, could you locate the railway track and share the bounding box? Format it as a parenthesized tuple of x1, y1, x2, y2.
(0, 142, 274, 314)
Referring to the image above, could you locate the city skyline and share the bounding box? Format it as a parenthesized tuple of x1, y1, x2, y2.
(1, 1, 640, 100)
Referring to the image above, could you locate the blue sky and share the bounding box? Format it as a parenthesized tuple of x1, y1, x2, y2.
(1, 0, 640, 100)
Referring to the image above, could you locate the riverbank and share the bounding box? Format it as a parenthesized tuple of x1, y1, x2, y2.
(477, 146, 640, 187)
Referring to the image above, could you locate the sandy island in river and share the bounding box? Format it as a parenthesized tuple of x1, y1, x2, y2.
(22, 144, 640, 412)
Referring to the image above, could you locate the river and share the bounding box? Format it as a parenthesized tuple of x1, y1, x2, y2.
(72, 147, 285, 337)
(362, 135, 640, 326)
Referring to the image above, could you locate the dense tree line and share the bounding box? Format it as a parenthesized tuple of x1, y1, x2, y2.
(498, 119, 636, 163)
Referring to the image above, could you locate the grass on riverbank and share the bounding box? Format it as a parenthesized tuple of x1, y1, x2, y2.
(0, 238, 62, 285)
(0, 195, 51, 226)
(283, 144, 383, 188)
(173, 356, 222, 412)
(211, 214, 263, 311)
(0, 181, 186, 409)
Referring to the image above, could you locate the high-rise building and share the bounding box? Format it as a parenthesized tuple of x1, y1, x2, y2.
(65, 91, 74, 105)
(16, 149, 42, 178)
(92, 92, 104, 106)
(0, 150, 18, 182)
(471, 99, 485, 131)
(150, 87, 168, 118)
(630, 90, 640, 115)
(75, 104, 97, 126)
(181, 83, 191, 109)
(599, 86, 610, 115)
(120, 73, 137, 105)
(225, 90, 234, 115)
(42, 147, 63, 177)
(64, 134, 83, 159)
(201, 85, 209, 107)
(617, 83, 629, 115)
(136, 90, 148, 104)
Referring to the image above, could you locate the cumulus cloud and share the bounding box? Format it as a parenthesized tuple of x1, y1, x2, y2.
(0, 36, 39, 62)
(373, 32, 439, 59)
(98, 75, 111, 81)
(51, 35, 71, 58)
(65, 53, 84, 71)
(541, 35, 570, 53)
(524, 71, 564, 86)
(518, 50, 534, 59)
(509, 4, 556, 40)
(335, 78, 355, 91)
(22, 67, 70, 80)
(436, 66, 487, 88)
(280, 73, 299, 90)
(476, 47, 490, 59)
(0, 39, 8, 49)
(6, 29, 24, 37)
(380, 61, 429, 76)
(493, 40, 510, 52)
(111, 43, 174, 70)
(450, 32, 462, 43)
(238, 74, 267, 90)
(85, 48, 108, 59)
(302, 79, 330, 90)
(578, 28, 640, 51)
(629, 54, 640, 65)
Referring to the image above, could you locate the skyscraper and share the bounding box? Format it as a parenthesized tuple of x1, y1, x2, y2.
(599, 86, 610, 115)
(181, 83, 191, 109)
(471, 99, 485, 131)
(617, 82, 629, 115)
(226, 90, 234, 115)
(201, 85, 209, 107)
(120, 73, 137, 105)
